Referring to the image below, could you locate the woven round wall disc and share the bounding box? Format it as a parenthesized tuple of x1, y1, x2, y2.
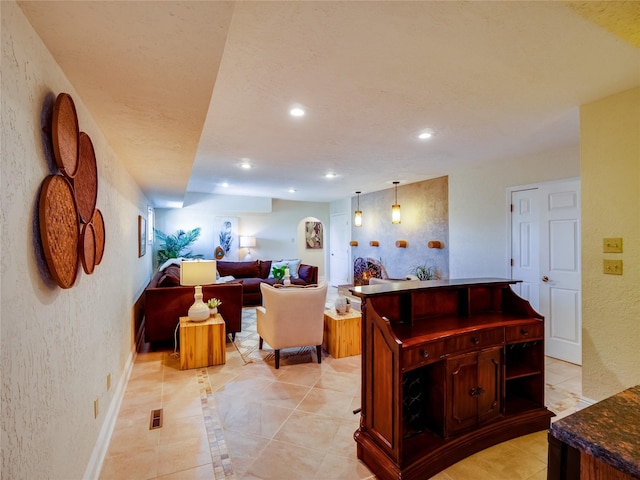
(92, 208, 105, 265)
(74, 132, 98, 223)
(214, 246, 225, 259)
(80, 222, 96, 274)
(38, 175, 79, 288)
(52, 93, 79, 178)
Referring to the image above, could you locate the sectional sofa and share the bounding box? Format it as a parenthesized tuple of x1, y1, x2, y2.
(216, 259, 318, 306)
(142, 259, 318, 347)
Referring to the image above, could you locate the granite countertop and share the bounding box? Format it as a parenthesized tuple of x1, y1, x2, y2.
(550, 384, 640, 477)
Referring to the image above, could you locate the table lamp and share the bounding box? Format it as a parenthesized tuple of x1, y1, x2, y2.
(180, 259, 217, 321)
(239, 236, 256, 261)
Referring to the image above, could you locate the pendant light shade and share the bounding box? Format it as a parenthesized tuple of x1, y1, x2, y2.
(392, 181, 401, 224)
(354, 191, 363, 227)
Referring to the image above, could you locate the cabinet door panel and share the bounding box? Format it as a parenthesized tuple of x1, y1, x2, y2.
(477, 347, 502, 424)
(447, 352, 478, 435)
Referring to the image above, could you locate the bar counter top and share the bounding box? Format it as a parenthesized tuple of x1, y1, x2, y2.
(549, 384, 640, 478)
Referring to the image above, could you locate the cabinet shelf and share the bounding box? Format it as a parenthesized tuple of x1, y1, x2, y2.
(504, 394, 545, 416)
(506, 365, 543, 380)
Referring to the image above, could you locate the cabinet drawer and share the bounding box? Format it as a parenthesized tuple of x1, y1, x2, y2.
(505, 323, 543, 343)
(444, 328, 504, 355)
(403, 340, 445, 371)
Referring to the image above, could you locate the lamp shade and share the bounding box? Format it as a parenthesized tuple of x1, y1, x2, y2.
(239, 236, 256, 248)
(180, 259, 217, 286)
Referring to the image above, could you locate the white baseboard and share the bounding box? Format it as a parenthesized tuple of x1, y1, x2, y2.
(577, 395, 596, 411)
(83, 347, 136, 480)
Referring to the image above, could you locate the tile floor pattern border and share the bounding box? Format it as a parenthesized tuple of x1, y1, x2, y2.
(197, 368, 235, 479)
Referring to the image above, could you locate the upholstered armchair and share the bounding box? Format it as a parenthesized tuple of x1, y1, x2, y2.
(256, 282, 328, 369)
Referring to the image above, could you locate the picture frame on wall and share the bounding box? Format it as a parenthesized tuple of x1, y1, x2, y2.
(305, 221, 323, 249)
(138, 215, 146, 257)
(214, 216, 239, 260)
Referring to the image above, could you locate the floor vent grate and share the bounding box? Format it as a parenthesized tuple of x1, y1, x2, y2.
(149, 408, 163, 430)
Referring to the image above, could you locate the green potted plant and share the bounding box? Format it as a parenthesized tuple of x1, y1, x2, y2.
(410, 262, 439, 281)
(207, 298, 222, 315)
(271, 265, 286, 284)
(154, 227, 204, 265)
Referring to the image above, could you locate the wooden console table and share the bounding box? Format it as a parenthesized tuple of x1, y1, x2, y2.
(351, 278, 553, 480)
(179, 314, 226, 370)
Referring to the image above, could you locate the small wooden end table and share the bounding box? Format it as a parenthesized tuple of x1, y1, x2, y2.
(179, 314, 226, 370)
(323, 308, 361, 358)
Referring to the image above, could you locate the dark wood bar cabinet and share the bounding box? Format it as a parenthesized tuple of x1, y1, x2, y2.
(351, 278, 554, 480)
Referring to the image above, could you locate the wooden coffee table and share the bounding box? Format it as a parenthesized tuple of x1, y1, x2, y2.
(179, 314, 226, 370)
(323, 308, 361, 358)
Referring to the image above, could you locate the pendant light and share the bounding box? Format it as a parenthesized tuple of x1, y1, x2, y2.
(354, 191, 363, 227)
(392, 181, 401, 224)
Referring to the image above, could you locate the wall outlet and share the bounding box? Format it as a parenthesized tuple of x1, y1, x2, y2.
(603, 259, 623, 275)
(94, 398, 99, 419)
(603, 237, 623, 253)
(106, 373, 111, 392)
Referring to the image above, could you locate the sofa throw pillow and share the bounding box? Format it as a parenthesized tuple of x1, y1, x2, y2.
(268, 260, 288, 278)
(217, 260, 260, 278)
(282, 259, 302, 278)
(158, 267, 181, 287)
(297, 264, 312, 283)
(268, 259, 302, 278)
(258, 260, 272, 279)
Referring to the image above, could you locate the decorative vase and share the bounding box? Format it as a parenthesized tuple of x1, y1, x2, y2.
(335, 297, 348, 314)
(209, 307, 218, 316)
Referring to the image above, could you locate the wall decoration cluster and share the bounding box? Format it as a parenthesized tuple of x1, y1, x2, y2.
(38, 92, 105, 288)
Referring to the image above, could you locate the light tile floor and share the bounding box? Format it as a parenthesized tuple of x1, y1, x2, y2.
(100, 291, 581, 480)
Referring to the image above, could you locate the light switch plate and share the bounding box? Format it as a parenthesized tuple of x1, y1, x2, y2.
(603, 259, 623, 275)
(603, 237, 623, 253)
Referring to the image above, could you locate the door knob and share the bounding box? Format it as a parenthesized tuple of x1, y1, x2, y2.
(542, 276, 549, 282)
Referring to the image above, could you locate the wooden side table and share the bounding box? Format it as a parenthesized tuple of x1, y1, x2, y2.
(179, 314, 226, 370)
(323, 308, 361, 358)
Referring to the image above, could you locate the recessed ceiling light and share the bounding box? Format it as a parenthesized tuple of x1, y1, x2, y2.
(290, 107, 305, 117)
(221, 182, 229, 188)
(418, 131, 433, 140)
(288, 188, 296, 193)
(325, 173, 337, 179)
(240, 162, 252, 169)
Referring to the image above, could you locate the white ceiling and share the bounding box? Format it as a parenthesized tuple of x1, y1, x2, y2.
(18, 1, 640, 207)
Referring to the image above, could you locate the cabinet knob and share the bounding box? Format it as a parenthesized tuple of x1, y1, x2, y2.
(520, 329, 529, 336)
(421, 350, 429, 358)
(542, 276, 550, 282)
(471, 337, 480, 345)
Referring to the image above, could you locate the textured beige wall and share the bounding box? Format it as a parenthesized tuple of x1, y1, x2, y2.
(350, 177, 449, 280)
(1, 2, 152, 478)
(448, 145, 580, 278)
(580, 87, 640, 401)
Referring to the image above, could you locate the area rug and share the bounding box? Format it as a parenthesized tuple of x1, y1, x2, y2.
(231, 307, 327, 367)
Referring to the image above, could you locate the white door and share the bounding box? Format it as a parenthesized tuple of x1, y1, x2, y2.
(510, 179, 581, 365)
(510, 188, 540, 311)
(539, 180, 582, 365)
(329, 213, 350, 287)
